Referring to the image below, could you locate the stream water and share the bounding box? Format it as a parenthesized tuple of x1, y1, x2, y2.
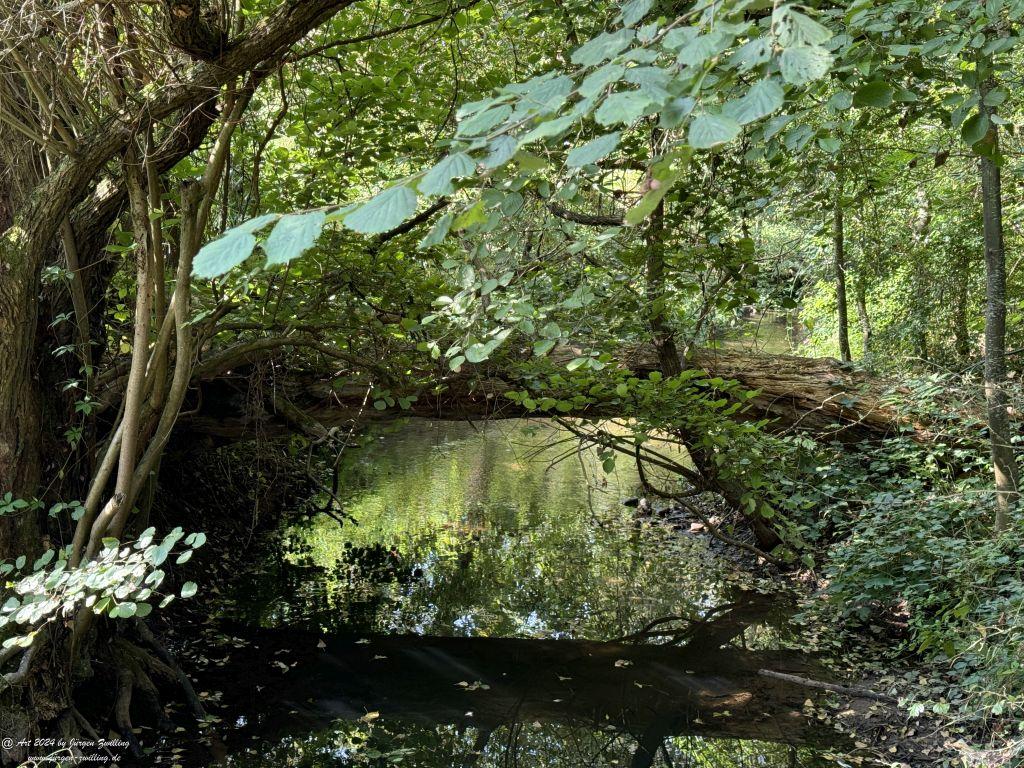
(174, 420, 880, 768)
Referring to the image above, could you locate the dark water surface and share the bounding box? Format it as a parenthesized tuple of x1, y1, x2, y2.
(183, 420, 871, 767)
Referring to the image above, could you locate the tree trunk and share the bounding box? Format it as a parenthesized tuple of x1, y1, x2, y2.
(854, 277, 871, 359)
(953, 248, 971, 361)
(644, 192, 777, 549)
(979, 97, 1018, 533)
(645, 199, 681, 377)
(833, 188, 852, 362)
(0, 148, 44, 560)
(911, 189, 931, 363)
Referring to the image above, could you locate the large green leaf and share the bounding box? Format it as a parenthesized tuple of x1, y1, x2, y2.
(566, 131, 621, 168)
(520, 114, 576, 143)
(419, 212, 454, 248)
(457, 104, 512, 137)
(853, 81, 894, 108)
(617, 0, 652, 27)
(624, 66, 672, 102)
(722, 78, 784, 125)
(420, 153, 477, 196)
(579, 63, 626, 98)
(235, 212, 280, 234)
(344, 186, 418, 234)
(774, 6, 833, 47)
(961, 111, 989, 145)
(483, 136, 519, 169)
(779, 45, 833, 85)
(571, 29, 634, 66)
(688, 113, 741, 148)
(517, 75, 574, 115)
(192, 230, 257, 278)
(676, 32, 728, 67)
(263, 210, 326, 267)
(595, 91, 655, 126)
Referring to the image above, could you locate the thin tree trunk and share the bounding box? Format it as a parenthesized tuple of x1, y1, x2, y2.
(833, 186, 852, 362)
(953, 248, 971, 360)
(980, 83, 1018, 533)
(911, 189, 931, 363)
(854, 278, 871, 359)
(645, 198, 681, 376)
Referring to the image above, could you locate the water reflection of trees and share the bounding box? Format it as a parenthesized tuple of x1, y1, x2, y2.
(268, 421, 742, 641)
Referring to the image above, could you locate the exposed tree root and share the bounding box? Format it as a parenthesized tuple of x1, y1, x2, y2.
(756, 669, 898, 704)
(135, 619, 208, 721)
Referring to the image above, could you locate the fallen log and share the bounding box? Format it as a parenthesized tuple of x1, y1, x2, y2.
(177, 346, 966, 444)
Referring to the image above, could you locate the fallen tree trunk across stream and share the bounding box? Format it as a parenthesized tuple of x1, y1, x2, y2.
(179, 346, 959, 444)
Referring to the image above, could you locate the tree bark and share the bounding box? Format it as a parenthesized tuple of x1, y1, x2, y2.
(0, 141, 44, 559)
(833, 186, 852, 362)
(953, 248, 971, 360)
(911, 189, 931, 363)
(854, 277, 871, 359)
(979, 89, 1018, 533)
(645, 199, 682, 376)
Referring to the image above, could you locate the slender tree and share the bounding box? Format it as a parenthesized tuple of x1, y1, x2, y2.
(979, 73, 1019, 532)
(833, 179, 852, 362)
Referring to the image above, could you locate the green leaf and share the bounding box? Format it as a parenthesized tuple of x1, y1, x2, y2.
(457, 104, 512, 137)
(624, 170, 682, 225)
(453, 200, 486, 231)
(571, 29, 634, 66)
(419, 212, 454, 248)
(722, 78, 784, 125)
(731, 37, 771, 70)
(465, 343, 489, 363)
(192, 230, 257, 279)
(688, 113, 741, 148)
(818, 136, 841, 153)
(774, 7, 832, 46)
(263, 211, 326, 267)
(779, 45, 833, 85)
(961, 111, 989, 145)
(827, 90, 853, 110)
(566, 132, 621, 168)
(533, 339, 556, 356)
(180, 581, 198, 599)
(520, 114, 576, 143)
(344, 186, 418, 234)
(595, 91, 655, 126)
(624, 66, 672, 101)
(517, 75, 574, 115)
(660, 96, 695, 128)
(420, 153, 477, 196)
(853, 81, 894, 108)
(617, 0, 652, 27)
(234, 212, 280, 234)
(579, 64, 626, 98)
(483, 136, 519, 169)
(676, 32, 727, 67)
